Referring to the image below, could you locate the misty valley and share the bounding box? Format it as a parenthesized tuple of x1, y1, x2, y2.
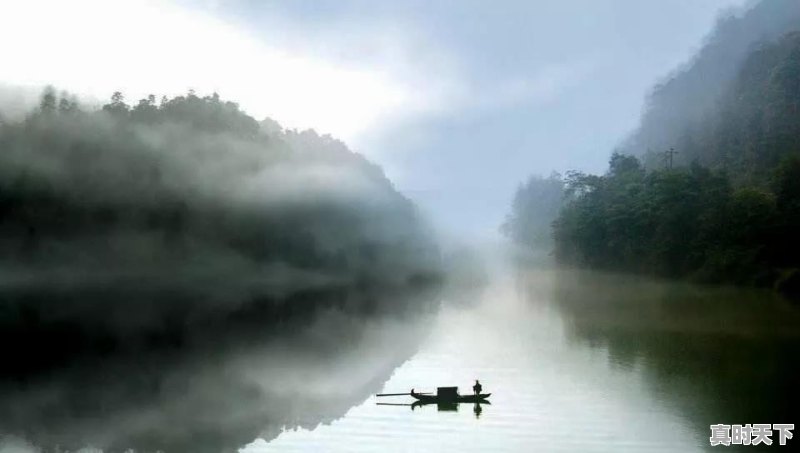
(2, 0, 800, 452)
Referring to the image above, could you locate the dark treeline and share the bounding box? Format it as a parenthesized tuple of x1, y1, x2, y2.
(0, 88, 443, 395)
(0, 86, 445, 452)
(505, 1, 800, 298)
(0, 88, 440, 283)
(553, 153, 800, 294)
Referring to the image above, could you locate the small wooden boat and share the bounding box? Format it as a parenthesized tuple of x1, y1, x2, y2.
(410, 387, 490, 403)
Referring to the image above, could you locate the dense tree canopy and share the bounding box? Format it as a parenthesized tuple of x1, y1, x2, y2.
(550, 152, 800, 296)
(0, 89, 440, 285)
(507, 18, 800, 298)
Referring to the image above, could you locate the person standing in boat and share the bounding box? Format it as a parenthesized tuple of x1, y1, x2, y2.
(472, 380, 482, 396)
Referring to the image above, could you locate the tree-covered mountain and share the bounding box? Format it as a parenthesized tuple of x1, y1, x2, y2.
(506, 0, 800, 297)
(621, 0, 800, 170)
(0, 89, 440, 287)
(0, 88, 444, 408)
(676, 31, 800, 182)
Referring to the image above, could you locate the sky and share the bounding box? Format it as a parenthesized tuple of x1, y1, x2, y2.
(0, 0, 749, 238)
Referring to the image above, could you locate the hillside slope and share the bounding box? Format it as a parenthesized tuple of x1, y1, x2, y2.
(621, 0, 800, 169)
(0, 90, 440, 286)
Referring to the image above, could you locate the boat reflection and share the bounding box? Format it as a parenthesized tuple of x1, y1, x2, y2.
(376, 400, 490, 415)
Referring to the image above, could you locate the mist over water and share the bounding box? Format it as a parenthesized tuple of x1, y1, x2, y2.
(246, 263, 800, 453)
(0, 282, 442, 452)
(3, 1, 800, 452)
(1, 239, 798, 452)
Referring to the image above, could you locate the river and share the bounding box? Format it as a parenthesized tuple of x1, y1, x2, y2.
(247, 265, 800, 453)
(1, 264, 798, 452)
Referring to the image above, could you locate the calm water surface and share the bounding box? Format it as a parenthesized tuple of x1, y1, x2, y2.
(1, 265, 798, 452)
(246, 267, 800, 453)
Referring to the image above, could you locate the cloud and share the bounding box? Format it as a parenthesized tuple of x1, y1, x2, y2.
(478, 59, 599, 111)
(0, 0, 450, 143)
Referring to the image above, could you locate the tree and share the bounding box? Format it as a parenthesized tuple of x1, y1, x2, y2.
(131, 94, 158, 123)
(57, 91, 79, 114)
(102, 91, 129, 116)
(39, 86, 57, 114)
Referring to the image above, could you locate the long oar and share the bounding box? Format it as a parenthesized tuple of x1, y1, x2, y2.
(375, 392, 431, 397)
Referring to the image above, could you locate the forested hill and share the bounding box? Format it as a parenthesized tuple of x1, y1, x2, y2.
(505, 0, 800, 298)
(678, 31, 800, 181)
(621, 0, 800, 170)
(0, 89, 440, 287)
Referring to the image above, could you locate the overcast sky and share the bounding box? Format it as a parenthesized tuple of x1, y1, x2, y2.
(0, 0, 749, 238)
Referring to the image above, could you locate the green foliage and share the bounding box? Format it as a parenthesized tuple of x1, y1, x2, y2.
(510, 24, 800, 298)
(774, 155, 800, 213)
(38, 86, 57, 114)
(551, 152, 800, 290)
(0, 88, 440, 282)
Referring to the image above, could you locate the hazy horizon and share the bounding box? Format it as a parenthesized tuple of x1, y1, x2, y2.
(3, 2, 800, 452)
(0, 0, 750, 238)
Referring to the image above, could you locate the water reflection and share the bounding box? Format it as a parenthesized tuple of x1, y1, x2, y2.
(0, 281, 441, 452)
(5, 264, 797, 452)
(376, 400, 491, 414)
(255, 265, 798, 452)
(410, 400, 490, 417)
(545, 268, 800, 451)
(473, 402, 483, 419)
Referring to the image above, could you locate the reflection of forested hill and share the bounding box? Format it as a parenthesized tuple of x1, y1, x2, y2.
(0, 90, 442, 451)
(0, 283, 440, 452)
(546, 269, 800, 451)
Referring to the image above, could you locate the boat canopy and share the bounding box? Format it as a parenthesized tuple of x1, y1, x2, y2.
(436, 387, 459, 399)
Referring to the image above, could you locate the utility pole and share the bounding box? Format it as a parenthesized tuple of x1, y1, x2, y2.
(663, 147, 678, 169)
